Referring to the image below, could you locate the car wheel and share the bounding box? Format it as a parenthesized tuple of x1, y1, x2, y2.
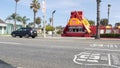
(19, 36, 23, 38)
(24, 34, 29, 38)
(32, 36, 35, 38)
(12, 34, 16, 37)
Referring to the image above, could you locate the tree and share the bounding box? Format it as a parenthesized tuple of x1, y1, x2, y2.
(30, 0, 40, 28)
(56, 25, 63, 34)
(56, 25, 63, 29)
(6, 13, 19, 23)
(115, 22, 120, 26)
(27, 22, 34, 27)
(100, 18, 108, 26)
(88, 20, 95, 25)
(35, 17, 41, 28)
(17, 16, 30, 27)
(45, 24, 55, 32)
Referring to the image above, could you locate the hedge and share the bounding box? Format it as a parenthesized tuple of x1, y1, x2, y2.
(100, 34, 120, 38)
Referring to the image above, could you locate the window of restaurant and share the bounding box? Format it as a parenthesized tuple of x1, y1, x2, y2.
(105, 29, 111, 34)
(68, 26, 84, 32)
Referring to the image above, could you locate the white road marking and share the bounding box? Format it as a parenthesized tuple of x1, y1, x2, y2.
(73, 52, 120, 68)
(0, 42, 21, 45)
(17, 67, 24, 68)
(85, 48, 120, 52)
(108, 54, 111, 66)
(89, 44, 119, 48)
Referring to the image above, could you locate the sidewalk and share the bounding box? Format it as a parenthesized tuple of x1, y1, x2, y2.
(101, 38, 120, 40)
(0, 34, 120, 40)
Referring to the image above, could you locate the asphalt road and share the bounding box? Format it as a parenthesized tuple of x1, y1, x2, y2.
(0, 36, 120, 68)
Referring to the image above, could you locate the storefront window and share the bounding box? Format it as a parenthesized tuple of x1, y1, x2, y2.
(105, 29, 111, 34)
(100, 29, 104, 34)
(68, 26, 84, 32)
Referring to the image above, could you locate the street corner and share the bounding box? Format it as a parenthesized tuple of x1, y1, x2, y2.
(73, 51, 120, 68)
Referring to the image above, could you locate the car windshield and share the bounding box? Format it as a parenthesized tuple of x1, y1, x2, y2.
(16, 28, 22, 31)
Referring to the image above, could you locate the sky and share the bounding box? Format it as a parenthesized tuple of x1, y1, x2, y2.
(0, 0, 120, 27)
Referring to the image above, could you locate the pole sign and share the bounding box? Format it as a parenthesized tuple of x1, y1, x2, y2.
(42, 0, 46, 13)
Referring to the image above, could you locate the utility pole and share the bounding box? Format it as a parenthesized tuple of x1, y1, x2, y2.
(52, 10, 56, 37)
(42, 0, 46, 38)
(108, 4, 111, 25)
(95, 0, 101, 39)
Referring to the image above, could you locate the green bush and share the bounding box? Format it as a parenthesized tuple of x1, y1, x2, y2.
(56, 30, 62, 34)
(100, 34, 120, 38)
(45, 25, 55, 31)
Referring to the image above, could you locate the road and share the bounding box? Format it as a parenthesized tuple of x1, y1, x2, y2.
(0, 36, 120, 68)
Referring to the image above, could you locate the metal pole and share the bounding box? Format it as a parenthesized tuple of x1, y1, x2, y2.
(95, 0, 101, 39)
(52, 13, 53, 37)
(43, 14, 46, 38)
(52, 10, 56, 37)
(108, 4, 111, 25)
(42, 0, 46, 38)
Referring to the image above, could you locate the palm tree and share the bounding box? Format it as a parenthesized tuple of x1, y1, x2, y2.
(100, 18, 108, 26)
(17, 16, 30, 27)
(35, 17, 41, 28)
(6, 13, 19, 23)
(14, 0, 20, 30)
(88, 20, 95, 26)
(30, 0, 40, 28)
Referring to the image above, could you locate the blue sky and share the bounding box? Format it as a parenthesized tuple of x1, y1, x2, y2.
(0, 0, 120, 27)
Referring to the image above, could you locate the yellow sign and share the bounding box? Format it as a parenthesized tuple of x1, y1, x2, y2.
(67, 18, 91, 33)
(69, 18, 82, 26)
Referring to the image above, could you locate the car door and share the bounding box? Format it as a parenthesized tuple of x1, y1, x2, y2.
(22, 28, 27, 36)
(15, 28, 23, 36)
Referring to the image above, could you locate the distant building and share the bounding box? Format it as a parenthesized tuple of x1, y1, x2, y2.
(0, 19, 7, 34)
(0, 19, 22, 35)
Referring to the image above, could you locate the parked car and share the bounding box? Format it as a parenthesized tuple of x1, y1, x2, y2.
(11, 27, 37, 38)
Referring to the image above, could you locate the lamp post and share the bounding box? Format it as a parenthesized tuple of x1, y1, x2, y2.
(52, 10, 56, 37)
(108, 4, 111, 25)
(14, 0, 20, 30)
(42, 0, 46, 38)
(95, 0, 101, 39)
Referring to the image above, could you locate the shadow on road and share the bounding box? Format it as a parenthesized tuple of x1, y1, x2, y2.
(0, 59, 15, 68)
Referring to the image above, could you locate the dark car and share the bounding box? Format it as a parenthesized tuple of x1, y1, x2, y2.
(11, 27, 37, 38)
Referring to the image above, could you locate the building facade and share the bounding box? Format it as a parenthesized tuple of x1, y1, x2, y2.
(0, 19, 22, 35)
(0, 19, 7, 34)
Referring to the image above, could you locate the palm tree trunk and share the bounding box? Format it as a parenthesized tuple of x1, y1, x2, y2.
(95, 0, 101, 39)
(14, 2, 17, 30)
(34, 12, 36, 28)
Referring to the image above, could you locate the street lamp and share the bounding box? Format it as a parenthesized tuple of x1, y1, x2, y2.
(14, 0, 20, 30)
(108, 4, 111, 25)
(42, 0, 46, 38)
(52, 10, 56, 37)
(95, 0, 101, 39)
